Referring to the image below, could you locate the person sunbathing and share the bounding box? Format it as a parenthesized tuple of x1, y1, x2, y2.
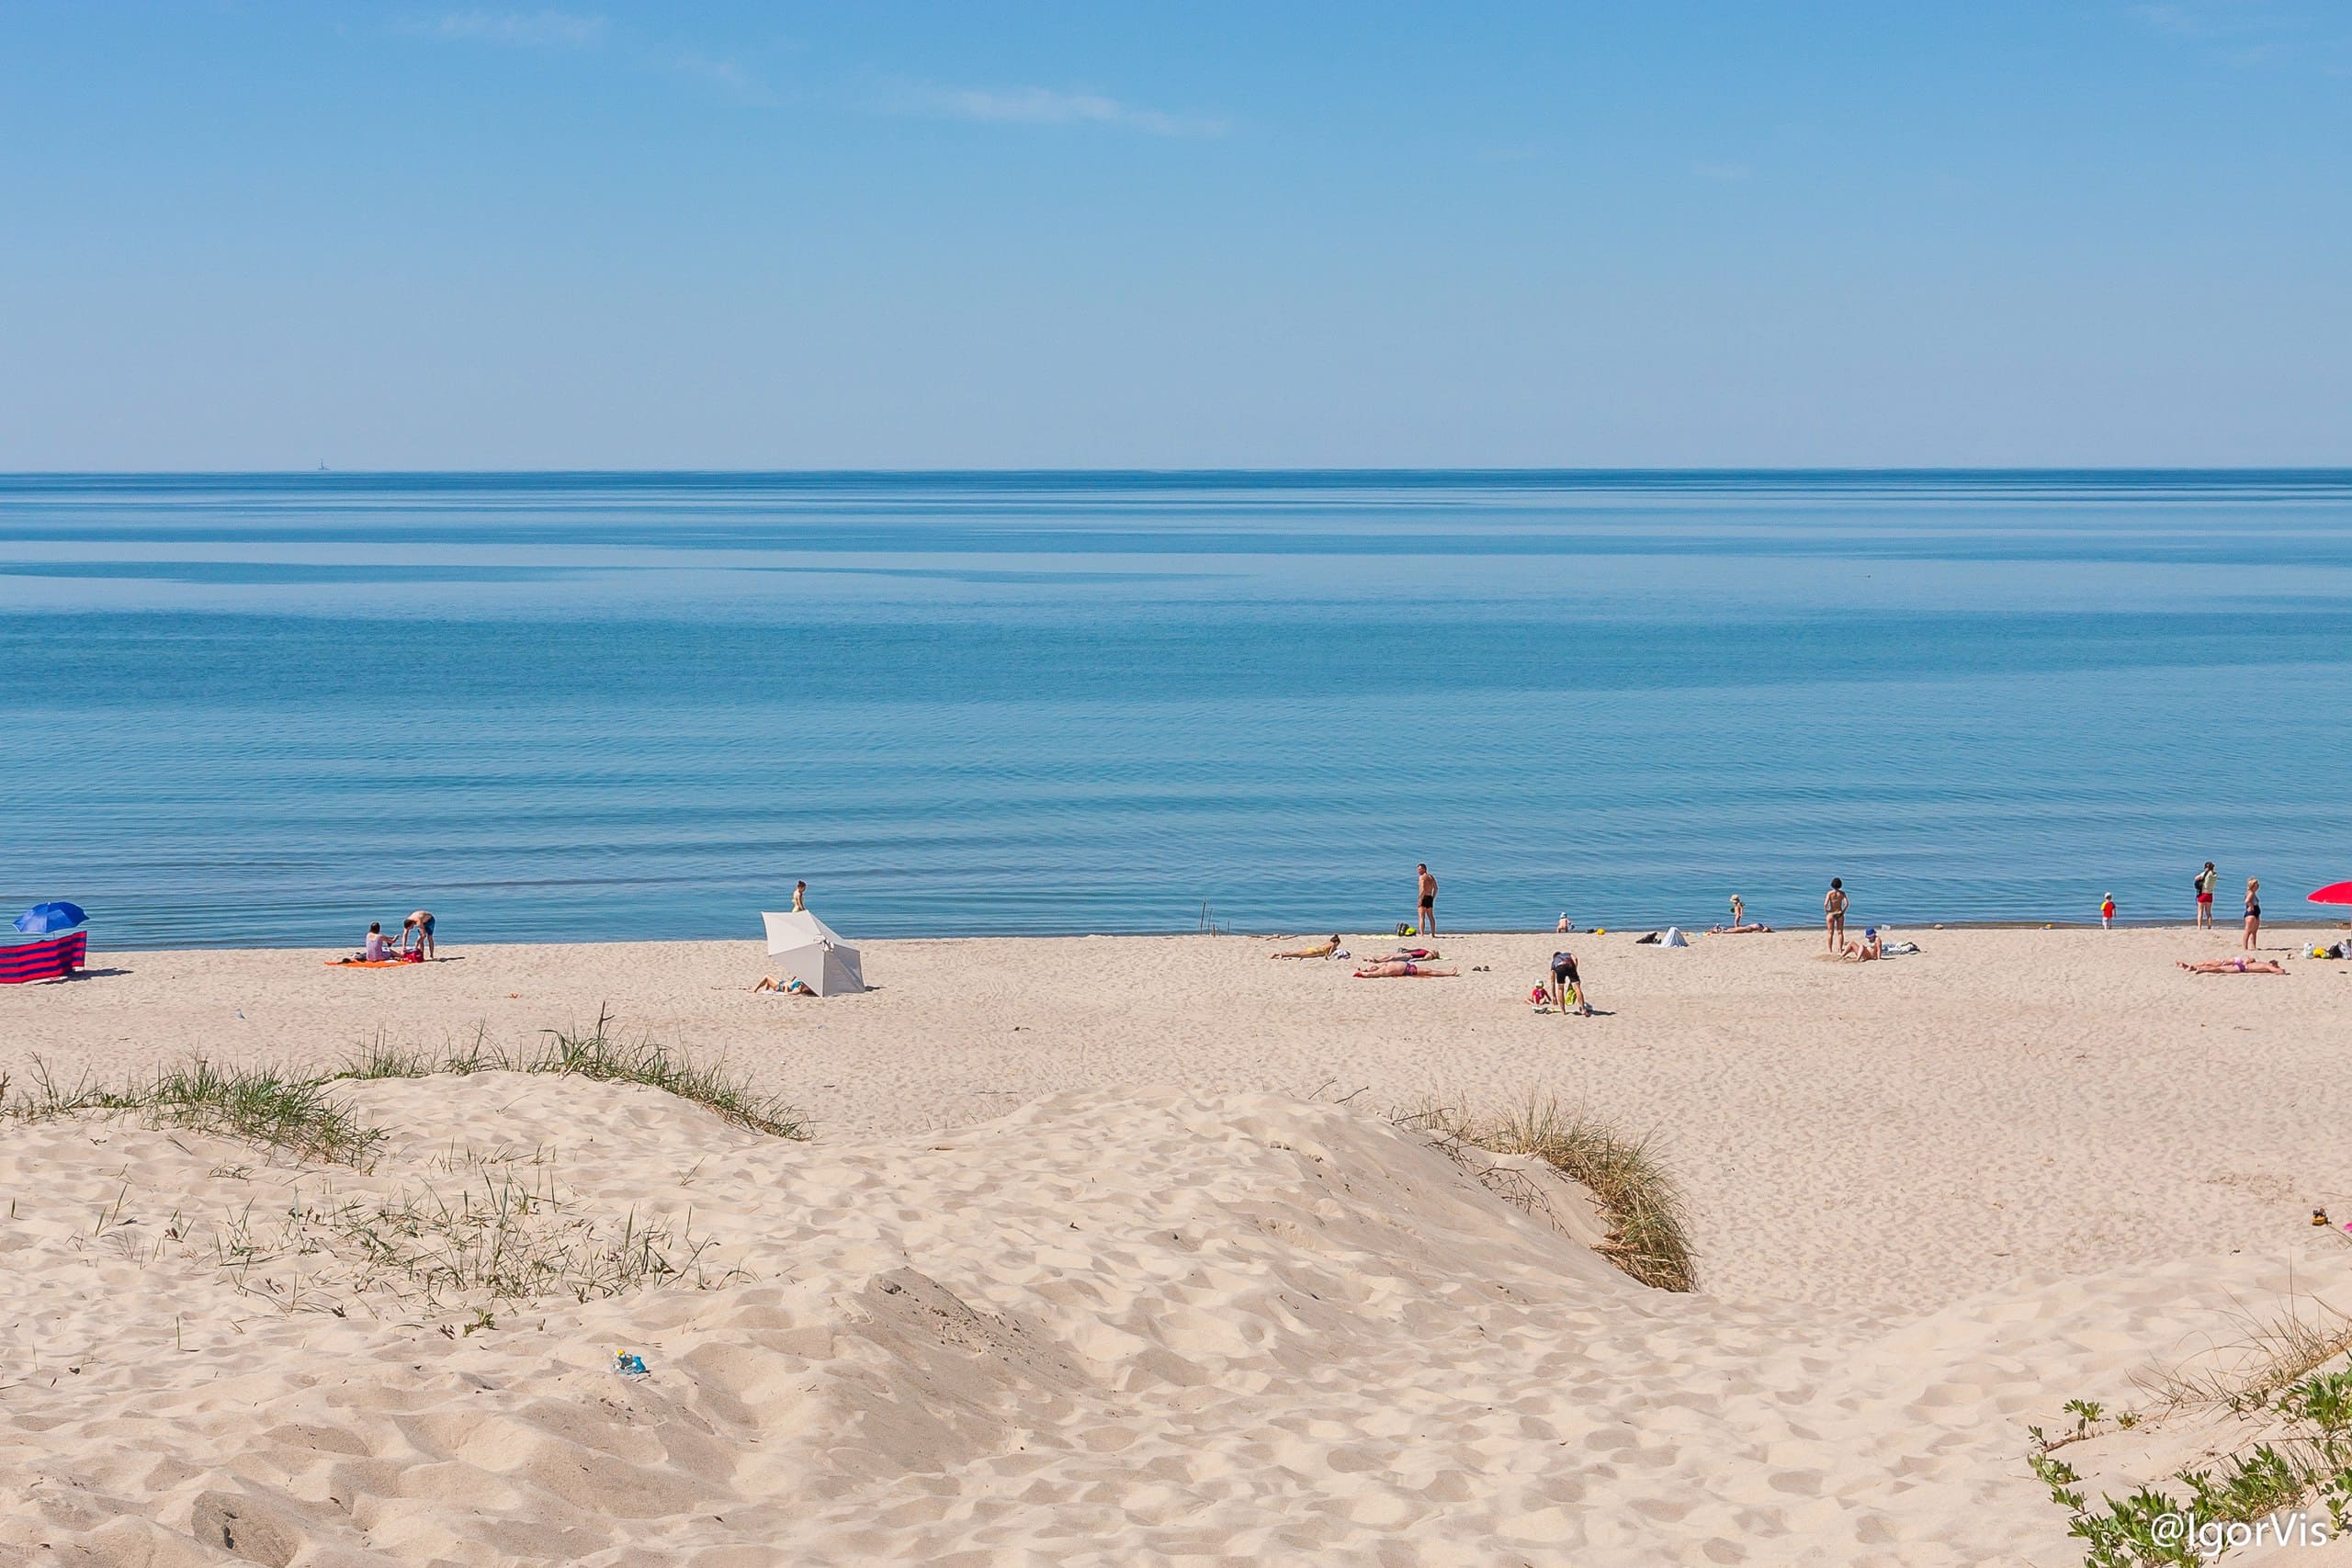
(1709, 922, 1774, 934)
(1272, 936, 1341, 959)
(1351, 960, 1459, 977)
(1362, 946, 1440, 963)
(1842, 928, 1884, 961)
(2177, 958, 2287, 975)
(752, 975, 815, 994)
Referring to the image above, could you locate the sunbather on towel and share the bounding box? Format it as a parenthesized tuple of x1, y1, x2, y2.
(1272, 936, 1342, 959)
(1708, 922, 1774, 934)
(1352, 960, 1458, 977)
(1362, 946, 1440, 963)
(2177, 958, 2287, 975)
(362, 922, 390, 962)
(752, 975, 816, 994)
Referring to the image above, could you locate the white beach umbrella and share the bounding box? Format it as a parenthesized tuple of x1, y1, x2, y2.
(760, 909, 866, 996)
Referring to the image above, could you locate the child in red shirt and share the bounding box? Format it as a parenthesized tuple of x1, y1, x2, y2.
(2100, 894, 2116, 930)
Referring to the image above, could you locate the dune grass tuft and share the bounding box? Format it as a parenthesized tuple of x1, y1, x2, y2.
(1404, 1096, 1697, 1292)
(328, 1008, 809, 1140)
(2, 1010, 808, 1169)
(516, 1007, 809, 1138)
(2137, 1295, 2352, 1415)
(209, 1166, 747, 1320)
(3, 1056, 381, 1167)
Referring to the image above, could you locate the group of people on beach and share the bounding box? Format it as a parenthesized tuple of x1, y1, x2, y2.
(356, 910, 434, 963)
(2191, 862, 2268, 950)
(1276, 852, 2323, 1006)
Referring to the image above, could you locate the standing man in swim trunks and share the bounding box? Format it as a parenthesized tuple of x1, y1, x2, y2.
(1824, 878, 1848, 953)
(1417, 863, 1437, 937)
(2195, 862, 2217, 929)
(405, 909, 435, 959)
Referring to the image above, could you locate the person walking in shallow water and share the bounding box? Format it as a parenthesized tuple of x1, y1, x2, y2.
(2196, 862, 2217, 928)
(1416, 863, 1437, 937)
(792, 880, 807, 913)
(1824, 878, 1848, 953)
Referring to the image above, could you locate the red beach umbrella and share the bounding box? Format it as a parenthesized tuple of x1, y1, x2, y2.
(2310, 882, 2352, 907)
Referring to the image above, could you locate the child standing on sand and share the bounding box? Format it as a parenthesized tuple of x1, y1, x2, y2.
(2100, 893, 2116, 930)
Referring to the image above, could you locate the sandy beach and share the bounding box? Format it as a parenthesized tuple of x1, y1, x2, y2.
(6, 922, 2351, 1563)
(8, 924, 2347, 1307)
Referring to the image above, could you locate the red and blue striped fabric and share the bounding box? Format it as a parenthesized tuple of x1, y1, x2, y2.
(0, 931, 86, 984)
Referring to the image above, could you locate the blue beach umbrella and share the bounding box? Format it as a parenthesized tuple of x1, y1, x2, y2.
(13, 901, 87, 933)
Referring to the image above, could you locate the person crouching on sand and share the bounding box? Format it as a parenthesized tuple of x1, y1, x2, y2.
(1548, 949, 1592, 1016)
(1711, 897, 1773, 933)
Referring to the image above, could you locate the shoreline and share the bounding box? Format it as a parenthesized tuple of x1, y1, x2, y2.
(27, 913, 2346, 953)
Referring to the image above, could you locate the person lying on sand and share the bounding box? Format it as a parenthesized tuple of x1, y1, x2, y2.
(2177, 958, 2287, 975)
(1361, 946, 1440, 963)
(1351, 960, 1459, 977)
(752, 975, 816, 995)
(1709, 922, 1774, 934)
(1842, 928, 1884, 961)
(1272, 936, 1341, 959)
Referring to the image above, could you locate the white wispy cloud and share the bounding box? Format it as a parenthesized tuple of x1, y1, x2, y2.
(410, 9, 607, 49)
(886, 82, 1227, 137)
(670, 49, 773, 102)
(2127, 0, 2350, 73)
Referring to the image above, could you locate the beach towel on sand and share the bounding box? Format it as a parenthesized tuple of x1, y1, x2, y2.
(328, 956, 424, 967)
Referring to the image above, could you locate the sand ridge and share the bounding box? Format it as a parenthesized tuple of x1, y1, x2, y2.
(9, 1072, 2350, 1564)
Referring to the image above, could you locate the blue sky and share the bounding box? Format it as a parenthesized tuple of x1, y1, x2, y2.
(2, 2, 2346, 468)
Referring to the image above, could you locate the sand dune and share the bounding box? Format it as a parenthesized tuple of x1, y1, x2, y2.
(2, 1070, 2349, 1564)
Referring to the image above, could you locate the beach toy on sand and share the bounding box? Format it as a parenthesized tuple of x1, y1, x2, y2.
(612, 1348, 650, 1379)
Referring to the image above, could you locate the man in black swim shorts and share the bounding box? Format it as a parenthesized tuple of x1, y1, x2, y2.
(1549, 950, 1591, 1016)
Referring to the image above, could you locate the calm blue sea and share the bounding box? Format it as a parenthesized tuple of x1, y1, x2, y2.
(3, 470, 2347, 948)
